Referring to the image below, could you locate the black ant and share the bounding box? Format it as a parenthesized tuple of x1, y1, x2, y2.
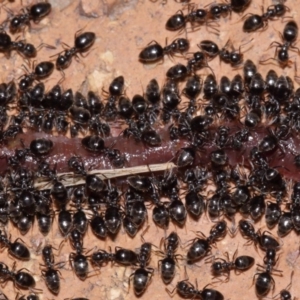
(273, 271, 295, 300)
(139, 38, 189, 63)
(186, 51, 209, 73)
(182, 75, 202, 117)
(186, 220, 227, 263)
(145, 78, 161, 124)
(0, 229, 30, 261)
(215, 126, 230, 149)
(0, 80, 17, 128)
(239, 219, 280, 250)
(129, 231, 154, 296)
(53, 31, 96, 70)
(88, 195, 108, 240)
(207, 2, 231, 19)
(103, 181, 123, 235)
(161, 79, 181, 123)
(127, 174, 169, 228)
(0, 29, 54, 59)
(69, 185, 88, 235)
(90, 246, 137, 267)
(257, 124, 290, 155)
(167, 272, 224, 300)
(17, 293, 40, 300)
(123, 186, 147, 237)
(40, 243, 64, 295)
(261, 21, 299, 68)
(69, 229, 91, 281)
(102, 75, 124, 121)
(165, 5, 208, 32)
(0, 261, 37, 290)
(209, 249, 255, 281)
(81, 134, 126, 168)
(18, 61, 54, 92)
(199, 40, 219, 58)
(243, 2, 290, 32)
(166, 63, 188, 81)
(8, 2, 52, 33)
(157, 232, 181, 284)
(219, 39, 252, 67)
(183, 166, 207, 215)
(254, 248, 282, 298)
(265, 201, 281, 230)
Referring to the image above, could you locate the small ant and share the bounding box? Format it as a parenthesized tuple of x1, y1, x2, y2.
(186, 220, 227, 263)
(129, 230, 154, 296)
(239, 219, 280, 250)
(260, 21, 299, 68)
(18, 60, 54, 92)
(0, 29, 54, 59)
(139, 38, 189, 63)
(243, 2, 290, 32)
(167, 269, 224, 300)
(7, 2, 52, 33)
(209, 249, 255, 281)
(40, 243, 64, 294)
(207, 2, 231, 19)
(0, 261, 37, 290)
(254, 247, 282, 298)
(53, 31, 96, 70)
(165, 4, 217, 33)
(219, 39, 252, 67)
(157, 232, 182, 284)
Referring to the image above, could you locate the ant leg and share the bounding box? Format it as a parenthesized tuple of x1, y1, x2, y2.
(239, 38, 253, 54)
(206, 20, 220, 35)
(57, 69, 65, 85)
(29, 286, 43, 293)
(49, 49, 66, 58)
(166, 285, 177, 297)
(20, 61, 31, 75)
(261, 20, 269, 32)
(36, 43, 56, 51)
(74, 26, 88, 39)
(60, 42, 72, 51)
(259, 57, 278, 66)
(290, 44, 300, 54)
(294, 62, 300, 84)
(269, 41, 281, 49)
(74, 53, 85, 68)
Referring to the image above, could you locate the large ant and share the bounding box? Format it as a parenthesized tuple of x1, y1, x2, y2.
(18, 61, 54, 92)
(8, 2, 52, 33)
(167, 270, 224, 300)
(53, 31, 96, 70)
(219, 39, 252, 67)
(157, 232, 181, 284)
(239, 219, 280, 250)
(0, 262, 37, 290)
(187, 220, 227, 262)
(260, 21, 299, 68)
(254, 248, 282, 298)
(165, 4, 218, 33)
(129, 234, 153, 296)
(139, 38, 189, 63)
(243, 2, 290, 32)
(40, 243, 64, 294)
(209, 249, 255, 281)
(0, 29, 54, 59)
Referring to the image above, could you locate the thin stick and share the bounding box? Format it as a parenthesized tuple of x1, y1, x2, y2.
(34, 162, 177, 189)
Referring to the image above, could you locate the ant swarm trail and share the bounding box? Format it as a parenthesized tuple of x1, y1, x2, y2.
(0, 0, 299, 300)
